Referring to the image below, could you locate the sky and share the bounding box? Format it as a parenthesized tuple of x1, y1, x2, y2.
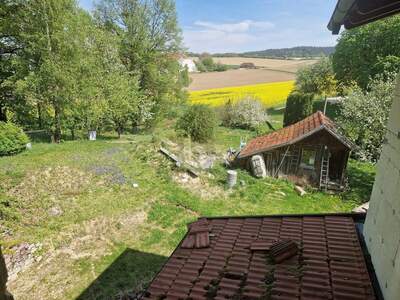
(78, 0, 339, 53)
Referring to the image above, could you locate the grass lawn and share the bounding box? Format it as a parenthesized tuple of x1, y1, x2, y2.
(0, 120, 375, 300)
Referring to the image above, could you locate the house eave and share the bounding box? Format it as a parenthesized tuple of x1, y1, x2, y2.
(328, 0, 400, 34)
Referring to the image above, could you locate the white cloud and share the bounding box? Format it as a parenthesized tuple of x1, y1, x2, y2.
(194, 20, 274, 33)
(183, 19, 337, 53)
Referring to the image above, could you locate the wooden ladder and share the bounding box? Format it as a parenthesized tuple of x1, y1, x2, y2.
(289, 148, 301, 173)
(320, 146, 330, 190)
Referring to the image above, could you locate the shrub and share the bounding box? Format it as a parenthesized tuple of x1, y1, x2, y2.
(195, 56, 229, 72)
(240, 62, 256, 69)
(0, 122, 29, 156)
(213, 63, 229, 72)
(175, 105, 217, 142)
(338, 73, 395, 162)
(283, 91, 313, 126)
(201, 56, 214, 68)
(254, 123, 270, 136)
(221, 97, 268, 130)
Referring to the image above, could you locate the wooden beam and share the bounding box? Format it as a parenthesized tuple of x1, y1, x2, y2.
(159, 147, 199, 177)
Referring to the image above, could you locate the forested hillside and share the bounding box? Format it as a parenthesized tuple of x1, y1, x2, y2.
(209, 46, 335, 58)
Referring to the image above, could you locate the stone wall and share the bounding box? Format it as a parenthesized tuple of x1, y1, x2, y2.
(364, 74, 400, 300)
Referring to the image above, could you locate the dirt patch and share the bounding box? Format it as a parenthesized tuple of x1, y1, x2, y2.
(172, 171, 226, 199)
(7, 210, 147, 300)
(8, 166, 93, 203)
(189, 69, 295, 91)
(212, 57, 316, 71)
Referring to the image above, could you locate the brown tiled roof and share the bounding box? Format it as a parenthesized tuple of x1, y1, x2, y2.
(143, 214, 376, 300)
(238, 111, 352, 159)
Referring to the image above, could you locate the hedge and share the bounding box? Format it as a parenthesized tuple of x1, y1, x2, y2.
(283, 91, 313, 126)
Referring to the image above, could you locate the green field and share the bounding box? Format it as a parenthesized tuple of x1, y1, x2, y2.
(1, 117, 375, 299)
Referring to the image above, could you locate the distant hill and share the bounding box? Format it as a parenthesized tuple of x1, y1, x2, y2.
(208, 46, 335, 59)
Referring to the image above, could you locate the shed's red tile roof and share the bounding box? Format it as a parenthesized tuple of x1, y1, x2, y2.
(144, 214, 375, 300)
(238, 111, 350, 158)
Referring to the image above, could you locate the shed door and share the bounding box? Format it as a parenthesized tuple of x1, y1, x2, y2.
(329, 149, 347, 181)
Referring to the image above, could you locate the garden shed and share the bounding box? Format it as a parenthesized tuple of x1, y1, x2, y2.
(236, 111, 353, 190)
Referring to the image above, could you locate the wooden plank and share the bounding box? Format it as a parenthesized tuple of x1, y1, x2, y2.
(159, 147, 199, 177)
(160, 147, 180, 165)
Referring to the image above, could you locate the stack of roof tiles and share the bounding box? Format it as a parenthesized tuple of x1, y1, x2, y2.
(144, 215, 375, 300)
(181, 218, 211, 249)
(238, 111, 351, 158)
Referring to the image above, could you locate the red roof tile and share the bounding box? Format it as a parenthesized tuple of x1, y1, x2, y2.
(143, 214, 375, 300)
(182, 218, 211, 249)
(268, 240, 298, 263)
(238, 111, 351, 158)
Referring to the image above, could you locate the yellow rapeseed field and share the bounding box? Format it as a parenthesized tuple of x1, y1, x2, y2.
(189, 80, 295, 107)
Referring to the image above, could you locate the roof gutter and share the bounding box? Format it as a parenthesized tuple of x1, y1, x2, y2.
(327, 0, 356, 34)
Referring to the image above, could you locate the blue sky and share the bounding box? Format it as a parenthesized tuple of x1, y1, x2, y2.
(78, 0, 339, 53)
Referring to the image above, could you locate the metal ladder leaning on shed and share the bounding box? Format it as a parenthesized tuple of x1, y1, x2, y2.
(319, 146, 330, 191)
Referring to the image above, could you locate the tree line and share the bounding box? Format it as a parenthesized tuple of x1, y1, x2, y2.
(0, 0, 187, 142)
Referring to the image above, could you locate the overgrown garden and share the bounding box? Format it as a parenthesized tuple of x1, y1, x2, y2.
(0, 2, 399, 299)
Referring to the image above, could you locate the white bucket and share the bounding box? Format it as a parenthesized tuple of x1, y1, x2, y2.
(88, 130, 97, 141)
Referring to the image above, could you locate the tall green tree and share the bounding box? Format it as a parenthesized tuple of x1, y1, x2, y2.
(10, 0, 85, 142)
(338, 73, 396, 162)
(105, 72, 142, 138)
(95, 0, 183, 126)
(0, 1, 26, 122)
(1, 0, 186, 141)
(295, 57, 337, 97)
(333, 15, 400, 89)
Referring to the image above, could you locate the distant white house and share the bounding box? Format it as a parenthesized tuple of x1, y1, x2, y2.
(178, 58, 197, 73)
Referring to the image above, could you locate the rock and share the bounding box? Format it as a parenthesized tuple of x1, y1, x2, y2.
(132, 183, 139, 188)
(240, 180, 246, 186)
(250, 155, 267, 178)
(26, 143, 32, 150)
(48, 206, 63, 216)
(294, 185, 307, 197)
(198, 155, 215, 170)
(352, 202, 369, 213)
(4, 243, 43, 279)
